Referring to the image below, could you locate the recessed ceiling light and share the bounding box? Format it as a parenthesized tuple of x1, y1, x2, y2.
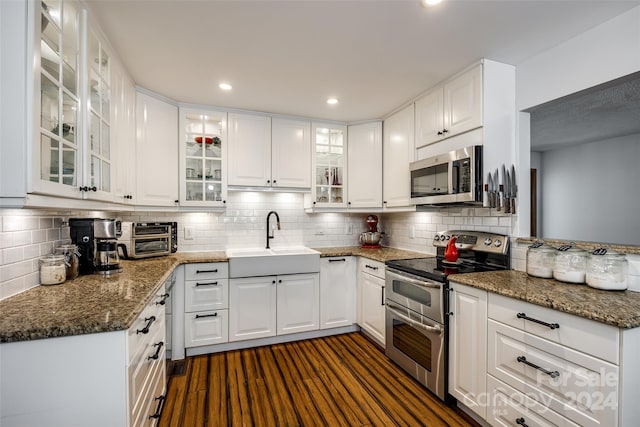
(422, 0, 442, 6)
(326, 98, 339, 105)
(219, 83, 232, 91)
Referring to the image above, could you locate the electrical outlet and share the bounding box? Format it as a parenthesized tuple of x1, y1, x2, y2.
(184, 226, 194, 240)
(409, 225, 416, 239)
(345, 223, 353, 234)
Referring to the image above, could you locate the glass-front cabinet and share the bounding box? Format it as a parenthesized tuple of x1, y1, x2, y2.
(37, 0, 81, 197)
(34, 0, 115, 201)
(179, 108, 227, 206)
(311, 123, 348, 208)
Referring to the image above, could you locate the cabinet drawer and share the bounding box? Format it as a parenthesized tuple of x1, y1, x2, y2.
(359, 258, 385, 280)
(132, 356, 166, 427)
(488, 320, 618, 427)
(129, 324, 165, 419)
(184, 263, 228, 281)
(184, 310, 229, 347)
(185, 278, 228, 312)
(128, 286, 166, 365)
(488, 375, 580, 427)
(488, 293, 619, 364)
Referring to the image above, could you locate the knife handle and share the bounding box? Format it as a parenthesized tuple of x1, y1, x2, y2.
(496, 189, 501, 211)
(505, 196, 511, 214)
(511, 198, 516, 215)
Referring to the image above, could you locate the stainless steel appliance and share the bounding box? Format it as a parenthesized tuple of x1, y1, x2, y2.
(69, 218, 122, 275)
(359, 214, 382, 248)
(117, 222, 177, 259)
(410, 145, 483, 205)
(385, 230, 510, 401)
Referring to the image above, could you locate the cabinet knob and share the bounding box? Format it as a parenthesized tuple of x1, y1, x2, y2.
(273, 180, 277, 184)
(267, 180, 271, 184)
(90, 186, 97, 192)
(437, 131, 443, 136)
(223, 200, 226, 204)
(442, 129, 448, 134)
(348, 201, 351, 206)
(313, 201, 317, 205)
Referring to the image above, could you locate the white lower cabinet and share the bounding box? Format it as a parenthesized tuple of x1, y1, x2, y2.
(357, 258, 386, 346)
(448, 282, 488, 419)
(184, 263, 229, 348)
(0, 286, 167, 427)
(229, 273, 320, 342)
(320, 257, 356, 329)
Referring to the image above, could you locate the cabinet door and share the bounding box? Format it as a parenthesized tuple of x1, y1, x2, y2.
(320, 257, 356, 329)
(135, 91, 178, 206)
(179, 108, 227, 206)
(277, 273, 320, 335)
(448, 282, 487, 419)
(229, 277, 277, 342)
(383, 104, 414, 207)
(310, 123, 347, 208)
(184, 310, 228, 347)
(227, 113, 271, 187)
(347, 122, 382, 208)
(415, 88, 444, 148)
(359, 272, 385, 346)
(112, 62, 136, 204)
(443, 65, 482, 137)
(272, 118, 311, 188)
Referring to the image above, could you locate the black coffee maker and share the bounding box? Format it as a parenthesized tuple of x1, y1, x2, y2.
(69, 218, 122, 275)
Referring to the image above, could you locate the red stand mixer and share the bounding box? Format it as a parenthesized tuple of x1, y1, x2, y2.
(359, 215, 382, 249)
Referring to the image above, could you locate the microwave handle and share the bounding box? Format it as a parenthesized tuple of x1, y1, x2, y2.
(451, 160, 459, 194)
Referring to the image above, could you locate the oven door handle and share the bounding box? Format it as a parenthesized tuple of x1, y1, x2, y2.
(386, 304, 442, 335)
(386, 269, 441, 289)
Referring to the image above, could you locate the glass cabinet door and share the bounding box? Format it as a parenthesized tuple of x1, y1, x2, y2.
(313, 124, 347, 206)
(180, 110, 227, 205)
(39, 0, 80, 188)
(87, 30, 111, 193)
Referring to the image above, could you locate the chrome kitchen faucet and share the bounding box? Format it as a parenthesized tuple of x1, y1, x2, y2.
(266, 211, 281, 249)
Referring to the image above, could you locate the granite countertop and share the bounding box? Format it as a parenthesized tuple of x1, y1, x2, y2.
(315, 246, 429, 262)
(449, 270, 640, 329)
(0, 252, 228, 343)
(0, 247, 427, 343)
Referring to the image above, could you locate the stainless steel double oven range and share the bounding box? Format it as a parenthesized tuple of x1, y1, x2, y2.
(384, 230, 510, 401)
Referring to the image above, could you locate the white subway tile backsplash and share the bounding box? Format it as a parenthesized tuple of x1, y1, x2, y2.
(3, 247, 24, 264)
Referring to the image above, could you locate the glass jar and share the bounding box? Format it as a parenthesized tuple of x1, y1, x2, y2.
(553, 246, 588, 284)
(586, 250, 628, 290)
(55, 244, 80, 280)
(39, 255, 67, 285)
(526, 243, 556, 278)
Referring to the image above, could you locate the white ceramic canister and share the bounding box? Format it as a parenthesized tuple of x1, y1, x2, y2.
(586, 248, 628, 290)
(39, 255, 67, 285)
(526, 242, 556, 278)
(553, 245, 588, 284)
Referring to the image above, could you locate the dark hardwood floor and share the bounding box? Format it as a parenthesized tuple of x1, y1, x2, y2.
(160, 332, 478, 426)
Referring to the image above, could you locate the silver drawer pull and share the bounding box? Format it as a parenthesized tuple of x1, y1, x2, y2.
(516, 418, 528, 427)
(517, 312, 559, 330)
(517, 356, 560, 379)
(196, 281, 218, 287)
(136, 316, 156, 335)
(386, 304, 442, 334)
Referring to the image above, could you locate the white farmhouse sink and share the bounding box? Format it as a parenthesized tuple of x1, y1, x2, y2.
(226, 247, 320, 278)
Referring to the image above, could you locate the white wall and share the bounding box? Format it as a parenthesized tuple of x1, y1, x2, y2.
(515, 5, 640, 237)
(539, 133, 640, 245)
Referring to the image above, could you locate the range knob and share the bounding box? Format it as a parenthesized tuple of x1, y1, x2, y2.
(494, 240, 502, 248)
(434, 235, 440, 241)
(484, 238, 492, 246)
(445, 235, 451, 240)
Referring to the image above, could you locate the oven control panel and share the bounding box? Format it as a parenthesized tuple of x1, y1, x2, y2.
(433, 230, 508, 255)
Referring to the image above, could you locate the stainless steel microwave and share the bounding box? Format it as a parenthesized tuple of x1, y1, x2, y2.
(410, 145, 483, 205)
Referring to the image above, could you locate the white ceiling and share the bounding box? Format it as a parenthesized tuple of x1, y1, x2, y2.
(87, 0, 639, 122)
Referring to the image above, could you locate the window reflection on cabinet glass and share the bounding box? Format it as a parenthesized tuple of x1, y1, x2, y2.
(205, 183, 222, 202)
(61, 1, 78, 95)
(61, 146, 76, 185)
(186, 182, 202, 201)
(41, 135, 58, 182)
(102, 125, 110, 158)
(41, 74, 59, 132)
(90, 112, 99, 152)
(102, 160, 110, 192)
(101, 84, 110, 122)
(42, 0, 61, 28)
(62, 93, 77, 143)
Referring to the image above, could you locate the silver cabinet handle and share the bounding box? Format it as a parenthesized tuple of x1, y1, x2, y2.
(386, 304, 442, 334)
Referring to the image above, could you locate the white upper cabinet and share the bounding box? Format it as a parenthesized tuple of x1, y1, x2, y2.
(271, 118, 311, 188)
(347, 121, 382, 208)
(179, 107, 227, 206)
(415, 64, 482, 149)
(383, 104, 414, 208)
(135, 91, 179, 207)
(227, 114, 311, 189)
(308, 123, 348, 208)
(227, 112, 272, 187)
(111, 59, 136, 204)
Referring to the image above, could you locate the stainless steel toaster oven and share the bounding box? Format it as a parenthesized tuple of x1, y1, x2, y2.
(116, 222, 177, 259)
